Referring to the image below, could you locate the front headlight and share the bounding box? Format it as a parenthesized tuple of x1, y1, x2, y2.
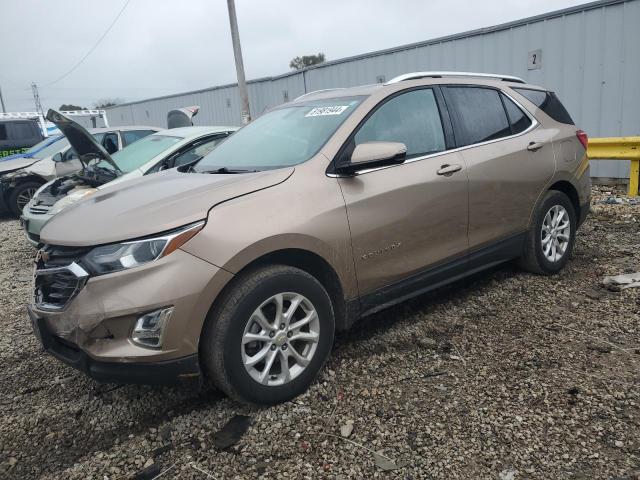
(83, 221, 205, 275)
(49, 188, 97, 215)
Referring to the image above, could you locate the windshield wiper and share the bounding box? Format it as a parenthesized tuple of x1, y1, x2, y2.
(202, 167, 260, 174)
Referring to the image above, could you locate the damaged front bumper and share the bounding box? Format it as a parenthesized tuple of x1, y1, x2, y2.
(28, 306, 200, 385)
(28, 247, 234, 386)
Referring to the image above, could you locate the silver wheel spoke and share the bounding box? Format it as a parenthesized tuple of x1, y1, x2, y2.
(279, 350, 291, 383)
(283, 294, 303, 327)
(289, 331, 319, 343)
(289, 311, 316, 331)
(252, 310, 275, 332)
(242, 331, 271, 344)
(274, 293, 284, 324)
(258, 349, 278, 384)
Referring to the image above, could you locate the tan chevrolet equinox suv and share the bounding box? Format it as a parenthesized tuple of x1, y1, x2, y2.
(28, 72, 590, 405)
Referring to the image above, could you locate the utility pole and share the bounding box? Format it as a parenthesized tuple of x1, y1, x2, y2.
(226, 0, 251, 124)
(31, 82, 43, 114)
(0, 85, 6, 113)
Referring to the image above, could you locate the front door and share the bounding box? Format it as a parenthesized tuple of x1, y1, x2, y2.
(337, 88, 469, 299)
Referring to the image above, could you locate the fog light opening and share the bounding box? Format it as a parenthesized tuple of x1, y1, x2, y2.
(131, 307, 173, 348)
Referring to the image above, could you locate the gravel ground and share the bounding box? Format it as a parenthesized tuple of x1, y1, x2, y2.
(1, 186, 639, 479)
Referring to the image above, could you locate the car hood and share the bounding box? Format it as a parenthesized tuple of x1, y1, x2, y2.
(40, 167, 294, 246)
(46, 109, 121, 173)
(0, 152, 32, 162)
(0, 157, 37, 175)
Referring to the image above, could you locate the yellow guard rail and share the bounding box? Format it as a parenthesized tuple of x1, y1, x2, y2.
(588, 137, 640, 196)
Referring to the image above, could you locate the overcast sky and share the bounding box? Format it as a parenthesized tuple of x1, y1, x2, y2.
(0, 0, 585, 112)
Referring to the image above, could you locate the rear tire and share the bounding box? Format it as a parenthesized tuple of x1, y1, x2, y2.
(9, 181, 42, 217)
(200, 265, 335, 405)
(518, 190, 576, 275)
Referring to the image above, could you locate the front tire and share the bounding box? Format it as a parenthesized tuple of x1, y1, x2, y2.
(201, 265, 335, 405)
(9, 181, 42, 217)
(518, 190, 576, 275)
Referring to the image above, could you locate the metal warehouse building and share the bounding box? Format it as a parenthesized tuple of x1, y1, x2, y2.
(106, 0, 640, 180)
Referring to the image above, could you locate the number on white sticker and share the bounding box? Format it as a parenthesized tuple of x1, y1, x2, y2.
(305, 106, 349, 117)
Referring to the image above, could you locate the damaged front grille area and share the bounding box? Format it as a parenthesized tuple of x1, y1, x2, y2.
(34, 245, 91, 311)
(29, 205, 50, 215)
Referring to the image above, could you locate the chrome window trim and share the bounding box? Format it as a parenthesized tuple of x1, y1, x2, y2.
(327, 89, 538, 178)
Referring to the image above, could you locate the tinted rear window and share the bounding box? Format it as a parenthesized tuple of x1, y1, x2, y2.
(513, 88, 574, 125)
(445, 87, 511, 147)
(501, 94, 532, 134)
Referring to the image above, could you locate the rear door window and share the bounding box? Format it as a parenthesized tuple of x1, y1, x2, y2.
(513, 88, 574, 124)
(444, 87, 511, 146)
(8, 122, 38, 141)
(354, 88, 446, 158)
(501, 94, 532, 135)
(122, 129, 156, 146)
(102, 132, 119, 154)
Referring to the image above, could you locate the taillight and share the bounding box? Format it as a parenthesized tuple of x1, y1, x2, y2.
(576, 129, 588, 149)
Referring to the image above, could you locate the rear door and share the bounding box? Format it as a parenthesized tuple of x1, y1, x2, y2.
(442, 86, 555, 250)
(337, 87, 469, 298)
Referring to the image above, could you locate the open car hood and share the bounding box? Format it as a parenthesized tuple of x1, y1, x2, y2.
(40, 167, 294, 246)
(45, 109, 121, 173)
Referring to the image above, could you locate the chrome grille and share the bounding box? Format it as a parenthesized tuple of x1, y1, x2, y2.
(34, 246, 90, 311)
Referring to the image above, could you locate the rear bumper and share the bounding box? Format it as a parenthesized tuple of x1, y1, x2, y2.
(28, 305, 201, 386)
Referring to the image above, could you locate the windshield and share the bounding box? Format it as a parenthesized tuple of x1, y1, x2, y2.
(30, 136, 69, 159)
(195, 97, 364, 172)
(108, 134, 183, 172)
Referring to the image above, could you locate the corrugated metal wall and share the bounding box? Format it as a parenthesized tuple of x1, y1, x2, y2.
(106, 0, 640, 179)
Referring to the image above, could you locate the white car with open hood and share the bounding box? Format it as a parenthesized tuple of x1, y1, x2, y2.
(22, 109, 238, 245)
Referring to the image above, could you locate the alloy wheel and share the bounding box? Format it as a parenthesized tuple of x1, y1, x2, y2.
(541, 204, 571, 262)
(241, 292, 320, 386)
(17, 188, 37, 211)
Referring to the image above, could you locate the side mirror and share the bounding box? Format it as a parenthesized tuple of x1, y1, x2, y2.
(52, 152, 63, 162)
(337, 141, 407, 175)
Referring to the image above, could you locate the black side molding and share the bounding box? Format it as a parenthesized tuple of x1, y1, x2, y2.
(357, 232, 526, 318)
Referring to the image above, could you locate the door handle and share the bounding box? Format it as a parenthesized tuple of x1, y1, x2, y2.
(437, 164, 462, 175)
(527, 141, 545, 152)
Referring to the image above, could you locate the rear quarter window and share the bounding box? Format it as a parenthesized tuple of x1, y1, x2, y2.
(513, 88, 574, 125)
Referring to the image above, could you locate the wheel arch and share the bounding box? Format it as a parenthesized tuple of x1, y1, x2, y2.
(201, 247, 354, 340)
(548, 180, 580, 220)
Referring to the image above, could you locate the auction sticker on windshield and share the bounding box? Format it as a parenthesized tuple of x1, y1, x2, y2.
(305, 106, 350, 117)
